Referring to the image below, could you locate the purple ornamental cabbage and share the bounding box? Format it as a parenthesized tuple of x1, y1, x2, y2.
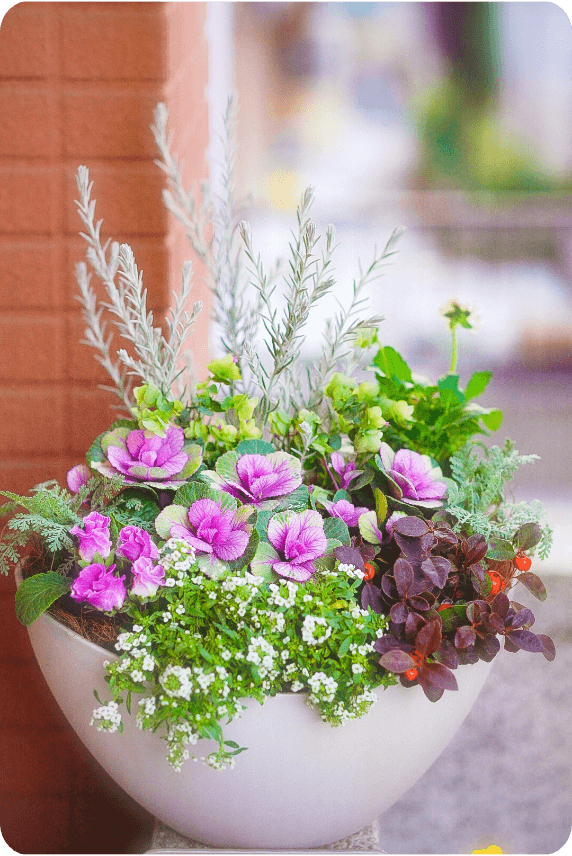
(116, 525, 159, 563)
(378, 442, 447, 506)
(71, 563, 126, 611)
(251, 509, 328, 582)
(168, 498, 251, 563)
(131, 557, 165, 597)
(322, 499, 369, 528)
(93, 425, 202, 488)
(204, 451, 302, 508)
(70, 512, 112, 562)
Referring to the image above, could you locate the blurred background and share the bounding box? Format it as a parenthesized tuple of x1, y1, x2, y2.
(225, 1, 572, 566)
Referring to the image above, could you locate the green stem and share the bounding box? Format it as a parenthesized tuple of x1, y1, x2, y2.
(449, 326, 458, 374)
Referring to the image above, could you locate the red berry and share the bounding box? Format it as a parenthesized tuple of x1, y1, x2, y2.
(405, 667, 419, 681)
(487, 570, 503, 596)
(514, 554, 532, 571)
(363, 562, 376, 582)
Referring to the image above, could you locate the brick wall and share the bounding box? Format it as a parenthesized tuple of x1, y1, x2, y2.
(0, 1, 210, 497)
(0, 4, 210, 851)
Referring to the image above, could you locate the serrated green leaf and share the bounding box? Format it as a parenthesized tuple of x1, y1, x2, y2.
(15, 572, 71, 626)
(322, 517, 350, 545)
(372, 346, 412, 382)
(235, 439, 276, 456)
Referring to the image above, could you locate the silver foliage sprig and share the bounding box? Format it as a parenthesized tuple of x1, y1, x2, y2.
(74, 166, 202, 403)
(240, 188, 338, 422)
(152, 97, 258, 375)
(304, 226, 405, 411)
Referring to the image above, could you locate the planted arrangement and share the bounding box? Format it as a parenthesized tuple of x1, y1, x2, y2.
(1, 102, 555, 772)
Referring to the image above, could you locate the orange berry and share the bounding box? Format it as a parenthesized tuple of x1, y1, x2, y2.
(405, 667, 418, 681)
(363, 562, 376, 582)
(514, 554, 532, 571)
(487, 570, 503, 596)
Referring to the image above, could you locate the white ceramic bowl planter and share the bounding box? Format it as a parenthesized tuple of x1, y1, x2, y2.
(27, 607, 494, 849)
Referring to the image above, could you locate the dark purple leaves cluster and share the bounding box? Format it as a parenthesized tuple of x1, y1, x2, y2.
(352, 515, 555, 701)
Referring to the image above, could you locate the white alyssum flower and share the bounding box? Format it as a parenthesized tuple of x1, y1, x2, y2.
(91, 701, 122, 732)
(301, 615, 332, 645)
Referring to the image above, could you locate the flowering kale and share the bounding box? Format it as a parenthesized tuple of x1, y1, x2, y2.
(377, 443, 447, 507)
(251, 509, 328, 582)
(203, 450, 302, 508)
(162, 497, 251, 569)
(93, 425, 202, 488)
(71, 562, 126, 611)
(70, 512, 112, 562)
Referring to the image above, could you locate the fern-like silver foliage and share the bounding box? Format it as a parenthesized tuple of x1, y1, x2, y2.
(74, 165, 202, 405)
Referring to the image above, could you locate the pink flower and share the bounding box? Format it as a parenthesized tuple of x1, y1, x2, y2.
(66, 464, 91, 493)
(322, 499, 369, 528)
(116, 526, 159, 563)
(71, 563, 126, 611)
(70, 512, 112, 562)
(170, 498, 250, 563)
(131, 557, 165, 597)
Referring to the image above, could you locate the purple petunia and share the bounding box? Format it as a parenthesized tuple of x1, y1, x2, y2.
(71, 563, 126, 611)
(70, 512, 112, 562)
(169, 498, 250, 563)
(116, 525, 159, 563)
(66, 463, 91, 494)
(322, 499, 369, 529)
(205, 451, 303, 508)
(131, 557, 165, 597)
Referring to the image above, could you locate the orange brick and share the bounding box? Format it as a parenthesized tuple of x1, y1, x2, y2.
(64, 164, 166, 237)
(64, 236, 169, 309)
(0, 84, 57, 158)
(69, 387, 124, 457)
(0, 386, 65, 456)
(66, 309, 118, 385)
(63, 87, 164, 159)
(0, 239, 64, 309)
(0, 314, 65, 382)
(0, 3, 50, 79)
(61, 3, 167, 81)
(0, 166, 61, 235)
(0, 458, 75, 495)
